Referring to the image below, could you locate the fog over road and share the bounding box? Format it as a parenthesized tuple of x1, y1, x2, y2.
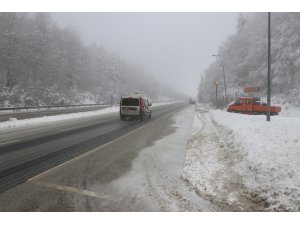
(52, 13, 237, 97)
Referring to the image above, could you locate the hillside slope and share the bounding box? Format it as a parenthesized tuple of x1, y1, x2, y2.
(198, 13, 300, 107)
(0, 13, 184, 107)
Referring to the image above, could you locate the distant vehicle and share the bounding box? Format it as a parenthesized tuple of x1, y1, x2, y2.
(120, 93, 152, 121)
(227, 97, 281, 115)
(189, 98, 196, 104)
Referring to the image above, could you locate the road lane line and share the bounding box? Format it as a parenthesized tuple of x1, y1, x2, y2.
(0, 139, 21, 146)
(28, 107, 180, 182)
(31, 180, 123, 200)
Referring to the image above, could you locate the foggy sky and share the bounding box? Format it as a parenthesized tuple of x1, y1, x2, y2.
(51, 13, 238, 97)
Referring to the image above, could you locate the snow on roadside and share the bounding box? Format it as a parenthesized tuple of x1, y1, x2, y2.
(272, 94, 300, 117)
(212, 110, 300, 211)
(0, 101, 181, 130)
(0, 101, 179, 114)
(0, 106, 119, 130)
(183, 104, 300, 211)
(0, 105, 109, 114)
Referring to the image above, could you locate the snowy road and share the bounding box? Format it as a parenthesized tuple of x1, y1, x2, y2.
(0, 103, 215, 211)
(0, 102, 183, 192)
(2, 102, 298, 211)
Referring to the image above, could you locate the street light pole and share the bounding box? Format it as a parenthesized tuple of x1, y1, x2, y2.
(267, 12, 271, 122)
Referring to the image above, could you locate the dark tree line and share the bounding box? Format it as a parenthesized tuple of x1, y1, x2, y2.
(0, 12, 184, 107)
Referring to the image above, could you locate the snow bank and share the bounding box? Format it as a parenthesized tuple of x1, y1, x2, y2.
(211, 110, 300, 211)
(272, 94, 300, 117)
(0, 106, 119, 130)
(183, 104, 300, 211)
(0, 105, 108, 114)
(0, 101, 181, 130)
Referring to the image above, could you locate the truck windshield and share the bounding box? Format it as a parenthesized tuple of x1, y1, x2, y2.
(122, 98, 139, 106)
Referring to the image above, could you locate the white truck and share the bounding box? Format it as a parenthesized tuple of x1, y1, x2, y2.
(119, 93, 152, 121)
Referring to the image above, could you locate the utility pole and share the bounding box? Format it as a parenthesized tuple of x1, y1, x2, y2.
(221, 61, 227, 105)
(215, 81, 219, 107)
(212, 54, 227, 106)
(267, 12, 271, 122)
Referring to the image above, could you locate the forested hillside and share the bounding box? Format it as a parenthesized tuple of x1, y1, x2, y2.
(0, 12, 183, 107)
(198, 12, 300, 107)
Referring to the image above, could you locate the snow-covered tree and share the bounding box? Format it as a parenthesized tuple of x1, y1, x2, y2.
(0, 12, 185, 107)
(198, 12, 300, 107)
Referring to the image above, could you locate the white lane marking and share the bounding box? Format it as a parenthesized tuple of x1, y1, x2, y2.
(0, 139, 21, 146)
(31, 180, 123, 200)
(29, 110, 173, 181)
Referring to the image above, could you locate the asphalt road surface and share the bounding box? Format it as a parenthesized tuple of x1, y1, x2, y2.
(0, 103, 216, 211)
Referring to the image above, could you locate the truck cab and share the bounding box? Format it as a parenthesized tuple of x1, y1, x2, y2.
(229, 97, 257, 113)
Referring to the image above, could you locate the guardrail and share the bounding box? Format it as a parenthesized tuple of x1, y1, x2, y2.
(0, 103, 108, 111)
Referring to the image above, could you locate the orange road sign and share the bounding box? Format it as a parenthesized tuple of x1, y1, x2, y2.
(244, 86, 260, 93)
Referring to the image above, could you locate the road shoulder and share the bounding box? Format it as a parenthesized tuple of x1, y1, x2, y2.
(182, 104, 267, 211)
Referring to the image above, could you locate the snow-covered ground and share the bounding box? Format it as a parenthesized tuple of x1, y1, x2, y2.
(183, 103, 300, 211)
(0, 105, 109, 114)
(0, 101, 180, 130)
(0, 106, 119, 130)
(270, 94, 300, 117)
